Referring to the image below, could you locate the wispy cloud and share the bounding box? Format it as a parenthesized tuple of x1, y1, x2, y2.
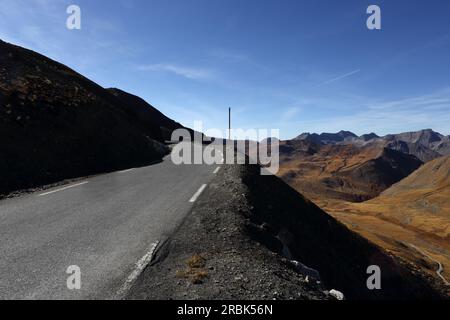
(317, 69, 361, 87)
(137, 64, 213, 80)
(280, 87, 450, 137)
(367, 88, 450, 111)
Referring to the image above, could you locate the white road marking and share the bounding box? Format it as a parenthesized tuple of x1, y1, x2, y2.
(116, 241, 160, 298)
(38, 182, 89, 196)
(119, 169, 134, 174)
(189, 184, 207, 203)
(213, 166, 221, 174)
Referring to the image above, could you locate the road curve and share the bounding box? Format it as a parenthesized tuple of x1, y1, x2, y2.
(406, 243, 449, 286)
(0, 143, 222, 299)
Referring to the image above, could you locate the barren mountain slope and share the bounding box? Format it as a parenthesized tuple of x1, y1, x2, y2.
(278, 139, 423, 204)
(326, 156, 450, 295)
(0, 40, 169, 195)
(107, 88, 185, 142)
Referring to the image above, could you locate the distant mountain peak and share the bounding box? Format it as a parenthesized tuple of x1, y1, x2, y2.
(337, 130, 357, 137)
(294, 130, 357, 144)
(360, 133, 380, 141)
(291, 129, 448, 162)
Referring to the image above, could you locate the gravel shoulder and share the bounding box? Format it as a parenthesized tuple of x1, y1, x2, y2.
(127, 164, 330, 300)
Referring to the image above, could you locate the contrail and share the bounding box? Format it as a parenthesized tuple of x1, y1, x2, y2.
(317, 69, 361, 87)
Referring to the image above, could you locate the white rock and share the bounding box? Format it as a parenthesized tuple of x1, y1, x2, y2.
(329, 289, 345, 300)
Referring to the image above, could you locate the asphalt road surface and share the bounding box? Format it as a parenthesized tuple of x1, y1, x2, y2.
(0, 143, 223, 299)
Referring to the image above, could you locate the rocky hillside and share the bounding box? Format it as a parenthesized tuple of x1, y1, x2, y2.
(107, 88, 185, 142)
(294, 130, 358, 144)
(128, 162, 445, 300)
(327, 156, 450, 295)
(278, 139, 423, 204)
(0, 39, 176, 196)
(294, 129, 450, 162)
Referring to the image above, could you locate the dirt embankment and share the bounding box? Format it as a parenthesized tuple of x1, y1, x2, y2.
(128, 163, 445, 300)
(128, 164, 330, 300)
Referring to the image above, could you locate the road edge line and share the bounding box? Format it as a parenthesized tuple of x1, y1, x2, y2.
(189, 184, 208, 203)
(38, 181, 89, 196)
(115, 240, 160, 299)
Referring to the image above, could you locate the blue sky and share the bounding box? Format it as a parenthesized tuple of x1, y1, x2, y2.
(1, 0, 450, 139)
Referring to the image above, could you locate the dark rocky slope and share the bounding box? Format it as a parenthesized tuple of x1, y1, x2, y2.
(0, 40, 170, 196)
(243, 165, 443, 299)
(107, 88, 185, 142)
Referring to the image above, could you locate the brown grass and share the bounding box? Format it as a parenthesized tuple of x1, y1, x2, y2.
(176, 254, 209, 284)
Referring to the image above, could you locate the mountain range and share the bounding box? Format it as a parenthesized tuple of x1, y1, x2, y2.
(279, 138, 423, 203)
(294, 129, 450, 162)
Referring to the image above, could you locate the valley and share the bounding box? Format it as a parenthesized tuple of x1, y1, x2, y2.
(278, 130, 450, 295)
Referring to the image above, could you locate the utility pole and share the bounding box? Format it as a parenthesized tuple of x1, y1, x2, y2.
(228, 107, 231, 140)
